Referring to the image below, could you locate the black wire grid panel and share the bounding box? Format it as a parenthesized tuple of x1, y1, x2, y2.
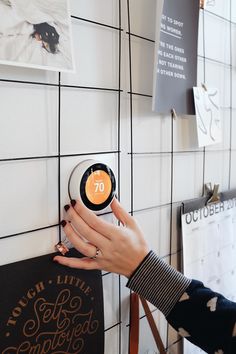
(0, 1, 234, 353)
(126, 1, 234, 352)
(0, 3, 123, 352)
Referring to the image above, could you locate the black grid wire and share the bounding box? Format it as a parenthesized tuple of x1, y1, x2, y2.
(57, 72, 62, 243)
(202, 7, 207, 195)
(229, 0, 233, 189)
(127, 0, 134, 218)
(126, 1, 134, 352)
(117, 0, 122, 352)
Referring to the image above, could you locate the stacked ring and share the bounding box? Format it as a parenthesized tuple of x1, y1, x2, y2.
(91, 247, 100, 259)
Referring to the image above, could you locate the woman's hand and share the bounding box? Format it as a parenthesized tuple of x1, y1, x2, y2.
(53, 198, 149, 278)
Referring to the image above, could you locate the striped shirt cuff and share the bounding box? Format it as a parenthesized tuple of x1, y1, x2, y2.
(126, 250, 191, 317)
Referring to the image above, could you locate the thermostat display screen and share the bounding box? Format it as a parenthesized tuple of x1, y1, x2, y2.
(79, 162, 116, 212)
(85, 170, 112, 205)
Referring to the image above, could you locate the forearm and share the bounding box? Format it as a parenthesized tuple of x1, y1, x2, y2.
(126, 250, 191, 317)
(126, 251, 236, 353)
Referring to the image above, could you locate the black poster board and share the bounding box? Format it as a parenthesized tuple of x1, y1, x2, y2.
(0, 248, 104, 354)
(153, 0, 199, 114)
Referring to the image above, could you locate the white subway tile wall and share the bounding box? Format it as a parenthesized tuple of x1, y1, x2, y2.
(0, 1, 235, 353)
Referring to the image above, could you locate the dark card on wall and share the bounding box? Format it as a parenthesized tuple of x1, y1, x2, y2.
(0, 248, 104, 354)
(153, 0, 199, 114)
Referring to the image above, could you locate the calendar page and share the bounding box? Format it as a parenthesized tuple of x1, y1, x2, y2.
(181, 198, 236, 354)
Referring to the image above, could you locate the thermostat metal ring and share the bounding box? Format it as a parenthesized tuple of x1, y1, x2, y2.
(68, 160, 116, 213)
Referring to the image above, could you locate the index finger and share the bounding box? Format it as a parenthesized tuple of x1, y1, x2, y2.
(71, 199, 116, 238)
(110, 198, 135, 228)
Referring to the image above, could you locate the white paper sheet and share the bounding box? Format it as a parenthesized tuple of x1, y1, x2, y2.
(0, 0, 74, 72)
(193, 87, 222, 147)
(182, 199, 236, 353)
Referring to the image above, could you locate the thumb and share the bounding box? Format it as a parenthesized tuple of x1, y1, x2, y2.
(111, 198, 135, 228)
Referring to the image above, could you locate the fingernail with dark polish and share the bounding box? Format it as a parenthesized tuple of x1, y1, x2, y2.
(61, 220, 67, 227)
(71, 199, 76, 207)
(64, 204, 70, 212)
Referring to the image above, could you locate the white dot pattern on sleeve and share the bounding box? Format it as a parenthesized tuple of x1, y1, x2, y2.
(207, 296, 218, 312)
(178, 327, 191, 337)
(179, 292, 190, 302)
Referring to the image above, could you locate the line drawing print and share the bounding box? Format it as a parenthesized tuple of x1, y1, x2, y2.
(194, 87, 221, 147)
(207, 0, 216, 6)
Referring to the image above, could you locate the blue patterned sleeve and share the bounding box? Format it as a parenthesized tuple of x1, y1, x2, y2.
(167, 279, 236, 353)
(126, 251, 236, 353)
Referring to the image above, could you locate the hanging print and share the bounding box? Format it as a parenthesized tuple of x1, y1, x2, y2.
(0, 249, 104, 353)
(153, 0, 199, 114)
(0, 0, 74, 72)
(193, 86, 222, 147)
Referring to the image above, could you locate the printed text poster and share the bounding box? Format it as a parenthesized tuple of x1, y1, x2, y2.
(153, 0, 199, 114)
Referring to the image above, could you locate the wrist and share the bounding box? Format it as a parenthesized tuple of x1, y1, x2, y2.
(126, 251, 191, 316)
(126, 248, 150, 278)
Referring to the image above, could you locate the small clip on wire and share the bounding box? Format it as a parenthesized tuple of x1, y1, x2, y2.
(201, 83, 207, 91)
(200, 0, 205, 9)
(171, 108, 178, 120)
(205, 183, 220, 205)
(55, 242, 69, 256)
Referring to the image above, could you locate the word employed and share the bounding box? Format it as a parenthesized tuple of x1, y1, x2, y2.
(3, 276, 99, 354)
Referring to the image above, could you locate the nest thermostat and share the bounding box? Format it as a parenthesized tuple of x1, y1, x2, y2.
(68, 160, 116, 213)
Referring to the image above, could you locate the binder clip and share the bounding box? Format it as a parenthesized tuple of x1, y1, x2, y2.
(171, 108, 178, 120)
(204, 183, 220, 205)
(201, 83, 207, 91)
(200, 0, 205, 9)
(55, 241, 69, 256)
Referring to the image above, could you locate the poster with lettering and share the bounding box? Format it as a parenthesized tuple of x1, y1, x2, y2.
(0, 248, 104, 354)
(181, 198, 236, 353)
(153, 0, 199, 114)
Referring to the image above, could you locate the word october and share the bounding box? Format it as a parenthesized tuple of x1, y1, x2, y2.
(184, 198, 236, 225)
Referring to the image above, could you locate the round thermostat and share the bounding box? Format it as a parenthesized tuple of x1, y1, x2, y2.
(68, 160, 116, 212)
